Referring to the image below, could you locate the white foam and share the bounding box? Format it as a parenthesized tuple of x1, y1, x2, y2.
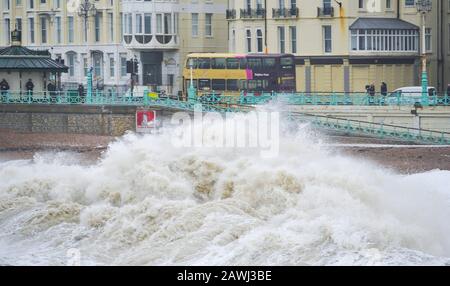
(0, 117, 449, 265)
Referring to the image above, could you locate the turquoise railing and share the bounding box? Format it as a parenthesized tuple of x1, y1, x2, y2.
(1, 90, 449, 145)
(285, 111, 450, 145)
(1, 90, 449, 107)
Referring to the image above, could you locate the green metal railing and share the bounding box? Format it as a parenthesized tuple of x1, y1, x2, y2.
(1, 90, 449, 107)
(1, 90, 449, 145)
(285, 111, 450, 145)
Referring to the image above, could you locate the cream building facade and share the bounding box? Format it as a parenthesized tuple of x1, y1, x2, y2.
(227, 0, 448, 93)
(0, 0, 129, 91)
(0, 0, 228, 95)
(121, 0, 228, 96)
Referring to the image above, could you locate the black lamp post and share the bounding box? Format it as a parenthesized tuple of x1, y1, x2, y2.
(77, 0, 97, 43)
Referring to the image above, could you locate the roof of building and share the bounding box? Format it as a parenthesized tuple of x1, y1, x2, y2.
(350, 17, 419, 30)
(0, 45, 68, 72)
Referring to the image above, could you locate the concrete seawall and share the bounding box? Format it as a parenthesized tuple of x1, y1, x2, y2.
(0, 105, 139, 136)
(1, 104, 450, 136)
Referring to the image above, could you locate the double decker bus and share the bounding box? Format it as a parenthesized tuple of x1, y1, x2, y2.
(182, 53, 296, 98)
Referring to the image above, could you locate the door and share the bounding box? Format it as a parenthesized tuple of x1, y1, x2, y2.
(143, 64, 161, 86)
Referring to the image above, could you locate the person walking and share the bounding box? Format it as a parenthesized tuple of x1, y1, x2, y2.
(78, 84, 85, 103)
(47, 81, 56, 103)
(25, 79, 34, 99)
(446, 84, 450, 105)
(0, 79, 10, 103)
(381, 82, 387, 96)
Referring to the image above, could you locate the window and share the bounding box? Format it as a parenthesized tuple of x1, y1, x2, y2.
(15, 18, 22, 31)
(164, 13, 172, 35)
(350, 28, 419, 52)
(95, 13, 101, 42)
(212, 79, 225, 90)
(278, 26, 285, 53)
(40, 17, 47, 43)
(262, 58, 276, 68)
(29, 0, 33, 9)
(56, 16, 61, 43)
(425, 28, 432, 52)
(83, 56, 88, 77)
(191, 13, 198, 36)
(120, 56, 127, 77)
(386, 0, 391, 9)
(226, 79, 239, 91)
(144, 14, 151, 34)
(212, 58, 226, 69)
(109, 55, 115, 78)
(16, 0, 21, 6)
(93, 53, 103, 77)
(231, 29, 236, 52)
(205, 13, 212, 37)
(68, 16, 74, 43)
(109, 13, 114, 42)
(405, 0, 415, 7)
(323, 25, 332, 53)
(199, 79, 211, 90)
(226, 58, 240, 69)
(28, 17, 34, 43)
(247, 58, 262, 69)
(246, 29, 252, 52)
(4, 0, 10, 10)
(67, 53, 76, 77)
(136, 14, 143, 34)
(290, 26, 297, 53)
(197, 58, 211, 69)
(359, 0, 364, 9)
(4, 19, 10, 45)
(256, 29, 263, 53)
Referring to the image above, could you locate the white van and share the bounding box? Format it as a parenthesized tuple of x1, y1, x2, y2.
(386, 86, 436, 105)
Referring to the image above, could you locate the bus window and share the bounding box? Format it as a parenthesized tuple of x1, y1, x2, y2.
(212, 58, 226, 69)
(212, 79, 226, 90)
(226, 79, 239, 91)
(198, 79, 211, 90)
(185, 79, 198, 90)
(186, 58, 198, 69)
(197, 58, 211, 69)
(247, 58, 262, 69)
(239, 80, 248, 90)
(248, 80, 268, 91)
(280, 57, 294, 66)
(226, 58, 240, 69)
(239, 58, 247, 69)
(263, 58, 276, 68)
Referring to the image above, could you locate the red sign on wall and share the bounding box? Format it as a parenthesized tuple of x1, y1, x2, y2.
(136, 110, 156, 132)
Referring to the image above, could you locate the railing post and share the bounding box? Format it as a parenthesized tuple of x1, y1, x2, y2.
(87, 67, 93, 104)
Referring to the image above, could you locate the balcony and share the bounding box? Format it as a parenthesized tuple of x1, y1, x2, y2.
(240, 8, 266, 19)
(123, 34, 179, 50)
(226, 9, 236, 20)
(272, 7, 299, 18)
(317, 6, 334, 17)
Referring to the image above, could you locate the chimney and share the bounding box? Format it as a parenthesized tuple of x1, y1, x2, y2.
(11, 30, 22, 46)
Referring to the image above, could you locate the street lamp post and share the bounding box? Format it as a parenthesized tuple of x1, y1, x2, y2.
(416, 0, 432, 105)
(77, 0, 97, 42)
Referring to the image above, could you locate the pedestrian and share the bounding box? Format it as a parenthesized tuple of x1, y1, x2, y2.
(370, 84, 375, 97)
(47, 81, 56, 103)
(381, 82, 387, 97)
(78, 84, 85, 103)
(25, 79, 34, 98)
(0, 79, 9, 102)
(446, 84, 450, 105)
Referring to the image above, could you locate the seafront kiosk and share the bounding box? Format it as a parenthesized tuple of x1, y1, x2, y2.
(0, 30, 68, 95)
